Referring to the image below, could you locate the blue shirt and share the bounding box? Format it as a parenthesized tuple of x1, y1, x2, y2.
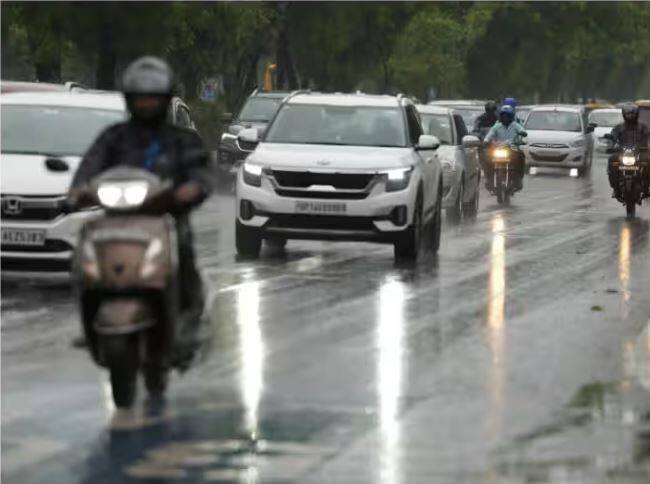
(485, 121, 526, 146)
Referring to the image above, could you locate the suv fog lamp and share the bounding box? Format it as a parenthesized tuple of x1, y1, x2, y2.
(240, 199, 255, 220)
(390, 205, 408, 226)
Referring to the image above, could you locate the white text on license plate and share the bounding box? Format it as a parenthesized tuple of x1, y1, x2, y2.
(1, 229, 47, 246)
(295, 202, 347, 214)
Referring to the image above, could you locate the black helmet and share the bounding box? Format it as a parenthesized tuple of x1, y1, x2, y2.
(622, 102, 639, 124)
(485, 100, 498, 114)
(122, 56, 174, 95)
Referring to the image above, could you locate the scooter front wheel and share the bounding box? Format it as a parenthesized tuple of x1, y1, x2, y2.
(103, 335, 139, 408)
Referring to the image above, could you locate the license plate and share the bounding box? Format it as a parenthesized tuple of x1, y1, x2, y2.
(294, 201, 347, 214)
(1, 228, 46, 246)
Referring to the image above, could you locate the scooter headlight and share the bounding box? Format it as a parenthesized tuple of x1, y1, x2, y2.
(97, 181, 149, 208)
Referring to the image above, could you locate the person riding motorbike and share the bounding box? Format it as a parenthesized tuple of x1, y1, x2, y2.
(607, 102, 650, 198)
(473, 101, 499, 190)
(483, 105, 527, 191)
(69, 57, 213, 345)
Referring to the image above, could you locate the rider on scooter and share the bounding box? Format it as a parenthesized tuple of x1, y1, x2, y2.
(484, 105, 527, 191)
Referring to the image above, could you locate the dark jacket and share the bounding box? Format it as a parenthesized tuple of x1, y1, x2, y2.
(611, 122, 650, 150)
(473, 112, 498, 139)
(71, 120, 214, 204)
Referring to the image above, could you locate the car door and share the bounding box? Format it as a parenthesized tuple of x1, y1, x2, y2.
(406, 105, 436, 213)
(454, 114, 479, 200)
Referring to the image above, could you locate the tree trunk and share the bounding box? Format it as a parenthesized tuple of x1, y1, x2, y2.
(275, 2, 297, 90)
(96, 21, 116, 89)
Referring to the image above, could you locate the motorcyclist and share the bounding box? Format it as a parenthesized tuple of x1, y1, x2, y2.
(503, 96, 525, 124)
(69, 57, 212, 344)
(607, 102, 650, 198)
(484, 105, 527, 191)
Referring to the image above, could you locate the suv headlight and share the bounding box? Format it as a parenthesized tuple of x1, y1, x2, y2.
(243, 162, 263, 187)
(384, 167, 413, 192)
(571, 138, 585, 148)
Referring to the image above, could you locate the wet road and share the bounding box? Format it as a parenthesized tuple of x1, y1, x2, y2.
(3, 156, 650, 483)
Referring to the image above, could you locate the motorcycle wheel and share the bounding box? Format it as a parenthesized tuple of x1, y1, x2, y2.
(496, 170, 505, 205)
(625, 186, 636, 219)
(103, 335, 139, 408)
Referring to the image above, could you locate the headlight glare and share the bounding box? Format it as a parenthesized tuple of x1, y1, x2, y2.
(622, 155, 636, 166)
(384, 167, 413, 192)
(97, 181, 149, 208)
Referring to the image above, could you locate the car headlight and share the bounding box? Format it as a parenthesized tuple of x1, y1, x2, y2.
(97, 181, 149, 209)
(571, 138, 585, 148)
(384, 167, 413, 192)
(243, 162, 263, 187)
(622, 155, 636, 166)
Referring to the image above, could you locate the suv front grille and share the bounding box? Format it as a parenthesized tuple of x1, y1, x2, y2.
(266, 214, 376, 231)
(271, 171, 374, 190)
(1, 195, 67, 221)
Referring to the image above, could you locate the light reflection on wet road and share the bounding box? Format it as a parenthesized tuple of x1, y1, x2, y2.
(2, 157, 650, 483)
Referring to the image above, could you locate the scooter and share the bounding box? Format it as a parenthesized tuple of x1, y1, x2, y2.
(73, 166, 200, 408)
(606, 135, 648, 218)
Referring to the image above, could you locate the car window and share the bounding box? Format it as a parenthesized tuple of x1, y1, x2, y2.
(525, 111, 582, 132)
(588, 111, 623, 127)
(1, 105, 126, 157)
(420, 114, 453, 145)
(453, 114, 468, 144)
(265, 104, 407, 147)
(239, 97, 283, 123)
(452, 108, 482, 131)
(405, 106, 422, 145)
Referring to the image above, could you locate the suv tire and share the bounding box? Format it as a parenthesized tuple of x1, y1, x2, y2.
(236, 220, 261, 258)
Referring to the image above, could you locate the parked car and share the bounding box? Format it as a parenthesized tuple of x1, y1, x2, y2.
(217, 89, 292, 178)
(517, 105, 536, 123)
(1, 80, 87, 94)
(416, 104, 481, 222)
(0, 91, 197, 272)
(523, 105, 596, 176)
(636, 100, 650, 127)
(235, 92, 443, 261)
(588, 108, 623, 153)
(428, 100, 485, 133)
(1, 92, 127, 271)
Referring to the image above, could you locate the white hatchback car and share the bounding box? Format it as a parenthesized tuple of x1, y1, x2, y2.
(524, 105, 595, 175)
(235, 92, 443, 260)
(588, 108, 623, 153)
(416, 105, 481, 222)
(1, 92, 127, 271)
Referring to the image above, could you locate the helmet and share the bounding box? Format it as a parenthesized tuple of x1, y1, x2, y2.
(485, 100, 498, 114)
(122, 56, 174, 95)
(503, 97, 518, 108)
(621, 102, 639, 124)
(122, 56, 174, 123)
(499, 105, 515, 124)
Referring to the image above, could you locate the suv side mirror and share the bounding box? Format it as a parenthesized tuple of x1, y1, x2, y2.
(416, 134, 440, 150)
(237, 128, 260, 151)
(462, 135, 481, 148)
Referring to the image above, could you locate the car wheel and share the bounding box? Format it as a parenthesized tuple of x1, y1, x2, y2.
(394, 196, 422, 261)
(266, 237, 287, 249)
(446, 179, 464, 224)
(236, 220, 261, 258)
(463, 179, 480, 219)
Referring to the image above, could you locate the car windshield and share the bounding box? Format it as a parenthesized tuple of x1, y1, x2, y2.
(420, 114, 452, 144)
(589, 111, 623, 127)
(239, 97, 283, 122)
(452, 108, 481, 130)
(525, 111, 582, 132)
(265, 104, 407, 147)
(1, 105, 126, 157)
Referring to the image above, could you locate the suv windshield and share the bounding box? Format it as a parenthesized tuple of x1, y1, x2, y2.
(265, 104, 407, 147)
(420, 114, 452, 144)
(589, 111, 623, 127)
(525, 111, 582, 132)
(239, 97, 284, 123)
(1, 105, 125, 157)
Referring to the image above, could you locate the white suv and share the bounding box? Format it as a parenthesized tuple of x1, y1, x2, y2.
(1, 92, 127, 271)
(235, 92, 443, 261)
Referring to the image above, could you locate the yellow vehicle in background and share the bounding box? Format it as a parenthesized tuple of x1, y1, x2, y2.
(636, 99, 650, 127)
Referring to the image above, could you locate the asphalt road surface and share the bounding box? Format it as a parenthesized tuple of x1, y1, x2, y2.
(3, 155, 650, 483)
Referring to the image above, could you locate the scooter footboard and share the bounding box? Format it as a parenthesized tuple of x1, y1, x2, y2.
(94, 298, 156, 335)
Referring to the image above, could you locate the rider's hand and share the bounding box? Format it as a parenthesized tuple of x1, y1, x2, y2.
(174, 182, 203, 205)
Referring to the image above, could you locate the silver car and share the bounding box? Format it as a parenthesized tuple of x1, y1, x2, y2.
(416, 105, 481, 222)
(589, 108, 623, 153)
(524, 105, 596, 176)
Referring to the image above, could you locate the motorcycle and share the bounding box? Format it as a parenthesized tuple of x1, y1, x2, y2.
(486, 135, 527, 205)
(605, 134, 648, 218)
(72, 166, 201, 408)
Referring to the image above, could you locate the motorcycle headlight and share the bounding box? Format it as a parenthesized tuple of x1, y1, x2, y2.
(384, 167, 413, 192)
(493, 148, 509, 160)
(622, 155, 636, 166)
(243, 163, 263, 187)
(97, 181, 149, 209)
(571, 139, 585, 148)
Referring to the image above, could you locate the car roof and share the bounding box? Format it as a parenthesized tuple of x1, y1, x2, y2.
(287, 93, 403, 108)
(529, 105, 583, 113)
(415, 104, 452, 115)
(0, 91, 126, 111)
(428, 99, 485, 106)
(253, 91, 293, 99)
